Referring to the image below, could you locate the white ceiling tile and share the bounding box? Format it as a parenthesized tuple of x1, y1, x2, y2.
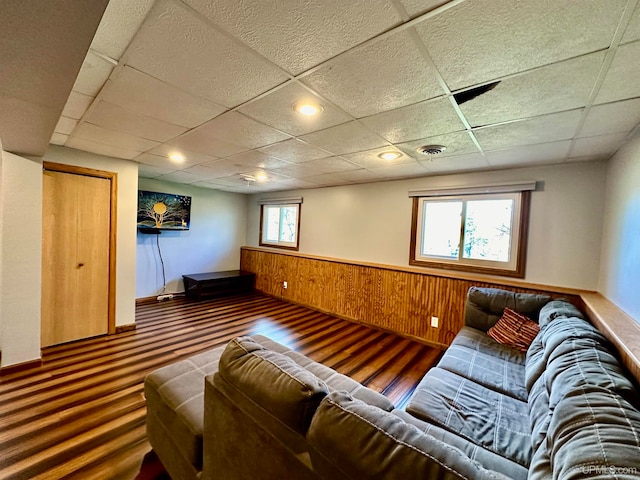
(398, 0, 450, 18)
(73, 122, 159, 152)
(200, 160, 248, 177)
(85, 100, 187, 142)
(299, 121, 388, 155)
(168, 130, 248, 158)
(303, 30, 445, 118)
(135, 152, 199, 170)
(55, 116, 78, 135)
(565, 155, 604, 164)
(189, 181, 225, 190)
(196, 112, 290, 150)
(157, 170, 203, 184)
(459, 51, 606, 127)
(258, 139, 332, 163)
(397, 131, 480, 159)
(137, 163, 178, 178)
(298, 156, 360, 173)
(341, 146, 413, 169)
(595, 41, 640, 105)
(211, 173, 276, 188)
(238, 82, 352, 136)
(570, 132, 629, 159)
(370, 160, 429, 179)
(266, 178, 319, 190)
(185, 0, 402, 75)
(89, 0, 155, 60)
(71, 51, 114, 97)
(360, 96, 464, 143)
(420, 152, 490, 173)
(181, 164, 230, 180)
(580, 98, 640, 137)
(331, 169, 383, 183)
(62, 91, 94, 120)
(50, 132, 68, 146)
(66, 136, 142, 160)
(485, 141, 572, 167)
(622, 4, 640, 44)
(146, 145, 219, 166)
(124, 0, 288, 107)
(473, 110, 583, 151)
(415, 0, 627, 90)
(208, 184, 252, 193)
(270, 164, 325, 178)
(101, 67, 227, 128)
(224, 150, 291, 169)
(303, 173, 353, 186)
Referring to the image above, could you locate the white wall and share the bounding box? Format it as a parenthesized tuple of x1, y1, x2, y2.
(43, 145, 138, 327)
(247, 161, 607, 290)
(0, 151, 43, 367)
(599, 132, 640, 322)
(136, 179, 247, 298)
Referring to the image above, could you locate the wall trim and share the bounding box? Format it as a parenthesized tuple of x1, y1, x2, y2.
(241, 246, 592, 296)
(580, 293, 640, 384)
(0, 358, 42, 375)
(115, 324, 136, 333)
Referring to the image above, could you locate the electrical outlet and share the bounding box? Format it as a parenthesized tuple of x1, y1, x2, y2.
(431, 316, 439, 328)
(283, 281, 288, 289)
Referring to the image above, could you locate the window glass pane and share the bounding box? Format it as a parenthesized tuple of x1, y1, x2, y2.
(265, 207, 280, 242)
(280, 206, 298, 242)
(463, 199, 513, 262)
(421, 201, 462, 258)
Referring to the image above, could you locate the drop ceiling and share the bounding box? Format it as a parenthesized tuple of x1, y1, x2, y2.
(32, 1, 640, 191)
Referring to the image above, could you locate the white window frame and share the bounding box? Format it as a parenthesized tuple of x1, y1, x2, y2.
(258, 197, 302, 250)
(409, 182, 534, 278)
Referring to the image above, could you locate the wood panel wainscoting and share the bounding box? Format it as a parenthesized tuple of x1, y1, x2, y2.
(240, 246, 583, 348)
(0, 293, 442, 479)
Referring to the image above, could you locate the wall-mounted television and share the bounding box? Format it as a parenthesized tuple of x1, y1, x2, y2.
(137, 190, 192, 231)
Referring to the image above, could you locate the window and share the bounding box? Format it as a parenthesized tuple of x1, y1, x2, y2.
(409, 183, 533, 277)
(259, 198, 302, 250)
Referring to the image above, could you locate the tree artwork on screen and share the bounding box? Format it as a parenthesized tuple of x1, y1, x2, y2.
(137, 190, 191, 230)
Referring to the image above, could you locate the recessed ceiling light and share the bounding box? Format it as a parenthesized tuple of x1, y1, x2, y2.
(255, 171, 268, 182)
(293, 101, 324, 116)
(168, 152, 185, 163)
(378, 151, 402, 161)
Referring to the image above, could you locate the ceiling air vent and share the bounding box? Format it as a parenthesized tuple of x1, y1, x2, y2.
(416, 145, 446, 156)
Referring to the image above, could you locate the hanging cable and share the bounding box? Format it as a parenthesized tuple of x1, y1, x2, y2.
(156, 232, 167, 294)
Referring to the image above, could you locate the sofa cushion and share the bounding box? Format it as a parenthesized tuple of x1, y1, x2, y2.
(407, 367, 532, 467)
(487, 308, 540, 353)
(218, 336, 329, 434)
(307, 391, 511, 480)
(452, 326, 527, 365)
(144, 346, 225, 470)
(393, 409, 528, 480)
(526, 314, 640, 478)
(464, 287, 551, 331)
(437, 343, 528, 401)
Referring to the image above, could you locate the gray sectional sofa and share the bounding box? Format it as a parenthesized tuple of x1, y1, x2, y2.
(144, 287, 640, 479)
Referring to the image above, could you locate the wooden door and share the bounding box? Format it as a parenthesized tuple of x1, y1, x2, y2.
(41, 169, 112, 347)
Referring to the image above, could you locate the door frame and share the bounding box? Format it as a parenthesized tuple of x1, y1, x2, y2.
(43, 161, 118, 335)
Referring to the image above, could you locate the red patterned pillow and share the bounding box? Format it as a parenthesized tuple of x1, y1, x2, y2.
(487, 307, 540, 353)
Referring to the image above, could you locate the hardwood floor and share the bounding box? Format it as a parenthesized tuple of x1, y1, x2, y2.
(0, 293, 442, 480)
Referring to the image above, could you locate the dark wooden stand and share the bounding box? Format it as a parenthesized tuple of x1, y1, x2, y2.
(182, 270, 255, 300)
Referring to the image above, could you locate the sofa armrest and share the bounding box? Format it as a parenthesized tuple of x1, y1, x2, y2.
(465, 287, 551, 331)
